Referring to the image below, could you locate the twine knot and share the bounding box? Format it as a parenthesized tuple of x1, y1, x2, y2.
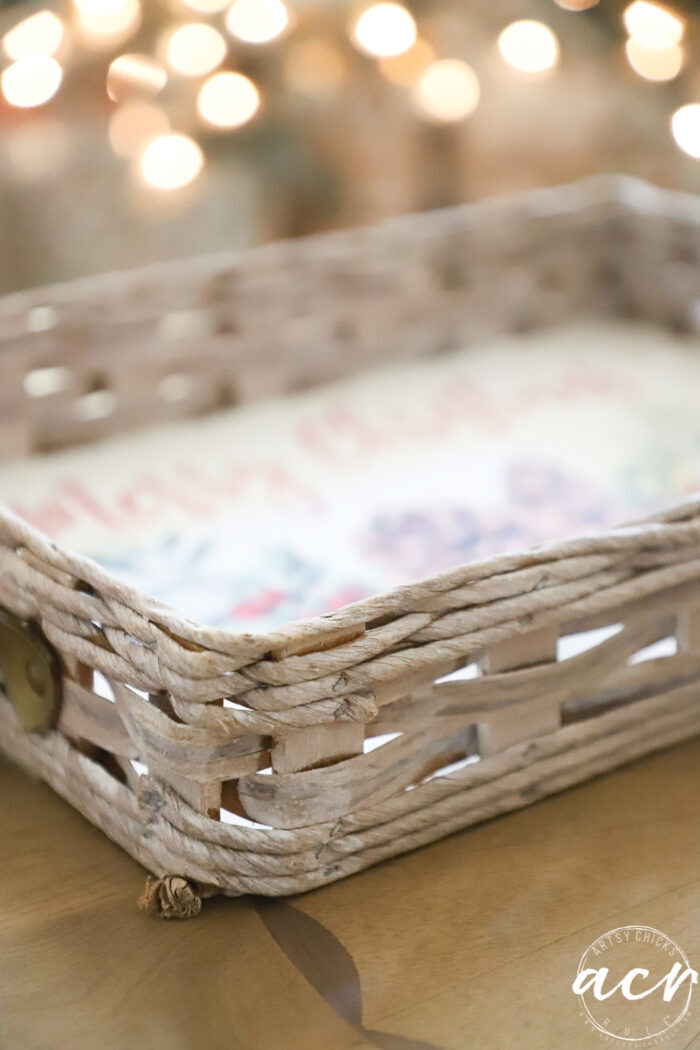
(138, 875, 202, 920)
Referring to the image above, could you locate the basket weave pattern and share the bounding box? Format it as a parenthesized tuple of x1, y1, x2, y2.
(1, 177, 699, 913)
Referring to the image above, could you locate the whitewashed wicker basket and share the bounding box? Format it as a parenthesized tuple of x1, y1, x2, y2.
(1, 176, 700, 919)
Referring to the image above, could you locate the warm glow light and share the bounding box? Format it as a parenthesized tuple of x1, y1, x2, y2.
(163, 22, 226, 76)
(197, 71, 260, 127)
(3, 10, 64, 60)
(225, 0, 288, 44)
(1, 54, 62, 107)
(498, 20, 560, 74)
(107, 53, 167, 101)
(414, 59, 480, 122)
(182, 0, 229, 11)
(74, 0, 131, 13)
(378, 38, 435, 86)
(140, 133, 204, 189)
(623, 1, 684, 49)
(554, 0, 599, 8)
(109, 101, 169, 156)
(74, 0, 141, 42)
(625, 37, 683, 79)
(285, 38, 346, 96)
(352, 3, 417, 59)
(671, 104, 700, 160)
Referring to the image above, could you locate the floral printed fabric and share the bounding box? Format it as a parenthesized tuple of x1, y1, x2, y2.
(2, 321, 699, 632)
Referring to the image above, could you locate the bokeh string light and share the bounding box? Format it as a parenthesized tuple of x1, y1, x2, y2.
(225, 0, 289, 45)
(553, 0, 600, 9)
(625, 38, 683, 81)
(414, 59, 480, 122)
(672, 104, 700, 159)
(74, 0, 141, 46)
(623, 1, 684, 49)
(162, 22, 226, 77)
(2, 10, 64, 60)
(352, 3, 417, 59)
(181, 0, 229, 12)
(622, 1, 686, 85)
(498, 21, 560, 75)
(0, 0, 697, 185)
(106, 54, 167, 102)
(140, 133, 204, 189)
(1, 53, 62, 107)
(197, 71, 260, 128)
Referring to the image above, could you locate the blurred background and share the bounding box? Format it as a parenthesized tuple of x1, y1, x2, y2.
(0, 0, 698, 294)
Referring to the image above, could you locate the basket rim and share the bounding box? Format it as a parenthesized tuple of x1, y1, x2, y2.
(2, 488, 700, 662)
(0, 173, 697, 314)
(0, 174, 699, 670)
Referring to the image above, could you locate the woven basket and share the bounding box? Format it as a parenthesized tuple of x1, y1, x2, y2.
(2, 176, 700, 919)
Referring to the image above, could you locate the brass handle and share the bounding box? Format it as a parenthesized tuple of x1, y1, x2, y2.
(0, 608, 61, 732)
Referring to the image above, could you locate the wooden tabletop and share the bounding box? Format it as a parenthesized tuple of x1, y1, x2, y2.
(2, 739, 700, 1050)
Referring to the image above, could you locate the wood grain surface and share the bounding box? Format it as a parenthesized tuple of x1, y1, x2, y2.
(2, 739, 700, 1050)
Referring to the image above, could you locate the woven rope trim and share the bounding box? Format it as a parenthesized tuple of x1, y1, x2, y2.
(1, 500, 700, 724)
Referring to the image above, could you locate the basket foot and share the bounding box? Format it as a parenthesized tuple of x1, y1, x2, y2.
(138, 875, 202, 920)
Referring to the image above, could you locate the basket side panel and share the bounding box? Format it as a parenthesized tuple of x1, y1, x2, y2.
(2, 177, 684, 459)
(2, 573, 700, 899)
